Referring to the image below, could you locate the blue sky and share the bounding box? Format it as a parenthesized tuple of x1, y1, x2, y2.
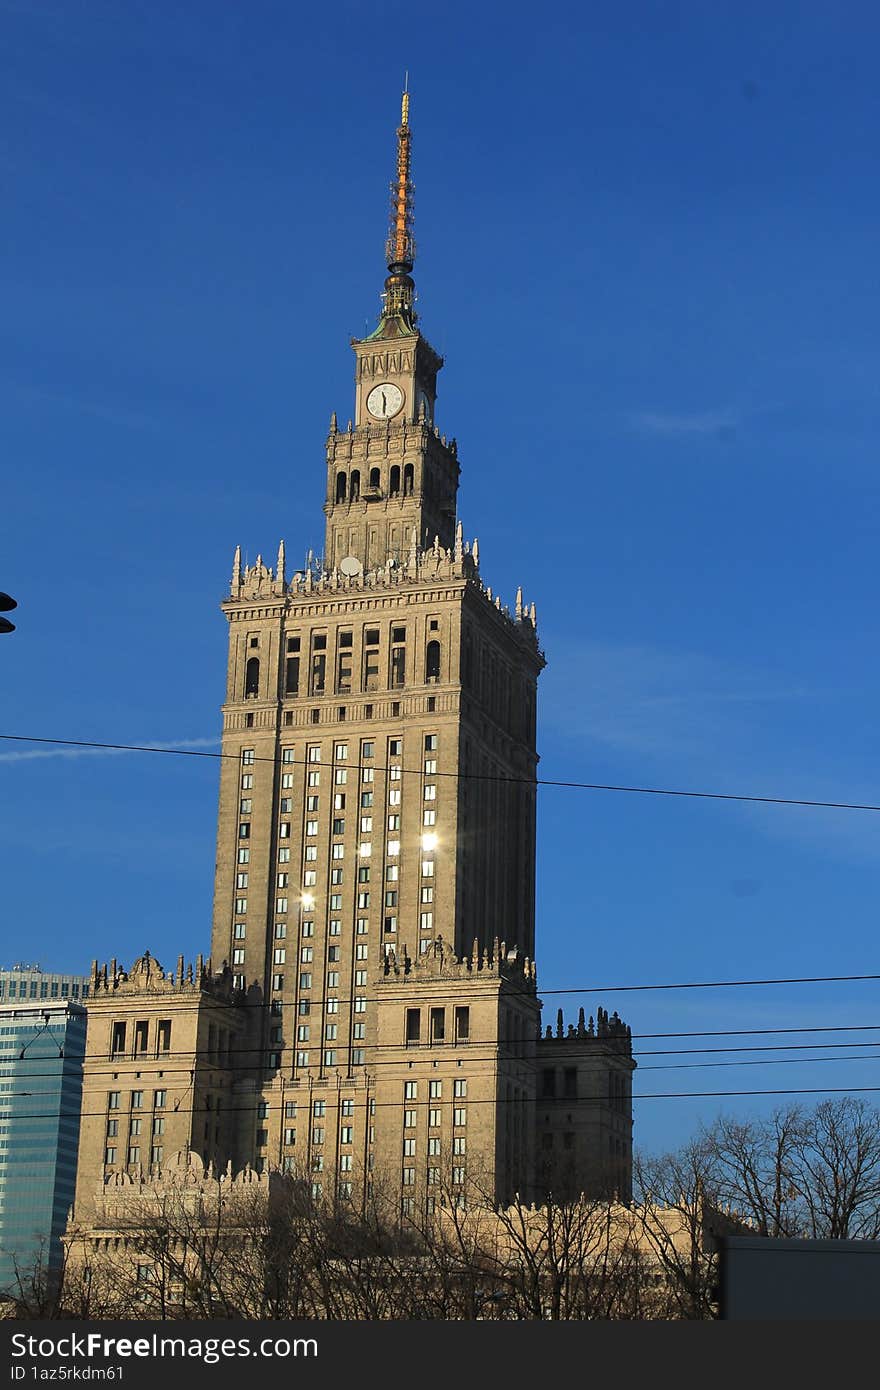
(2, 0, 880, 1154)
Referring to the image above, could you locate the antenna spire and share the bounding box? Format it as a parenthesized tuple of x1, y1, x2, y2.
(380, 85, 417, 329)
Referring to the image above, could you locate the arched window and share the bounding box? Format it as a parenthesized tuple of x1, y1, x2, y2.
(403, 463, 414, 495)
(426, 640, 441, 682)
(389, 465, 401, 497)
(335, 471, 346, 503)
(350, 470, 360, 502)
(245, 657, 260, 698)
(369, 466, 381, 490)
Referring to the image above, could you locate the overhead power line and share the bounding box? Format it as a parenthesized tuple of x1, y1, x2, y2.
(7, 1025, 880, 1078)
(4, 1084, 880, 1124)
(2, 731, 879, 813)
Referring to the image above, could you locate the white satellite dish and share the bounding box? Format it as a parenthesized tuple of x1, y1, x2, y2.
(339, 556, 363, 577)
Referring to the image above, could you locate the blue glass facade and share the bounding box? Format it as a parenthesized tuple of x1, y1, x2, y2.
(0, 1004, 86, 1291)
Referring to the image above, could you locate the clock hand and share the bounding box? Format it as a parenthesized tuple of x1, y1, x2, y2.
(381, 391, 387, 413)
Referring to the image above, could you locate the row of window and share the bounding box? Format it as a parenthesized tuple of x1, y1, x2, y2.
(405, 1006, 469, 1045)
(333, 463, 414, 503)
(105, 1145, 163, 1166)
(107, 1089, 166, 1111)
(245, 629, 442, 700)
(404, 1136, 467, 1154)
(0, 979, 87, 999)
(110, 1018, 171, 1058)
(403, 1167, 466, 1186)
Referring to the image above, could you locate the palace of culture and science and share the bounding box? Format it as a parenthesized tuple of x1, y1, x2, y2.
(67, 94, 634, 1239)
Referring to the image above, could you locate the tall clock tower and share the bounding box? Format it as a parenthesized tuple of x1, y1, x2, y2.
(324, 94, 457, 574)
(64, 92, 634, 1245)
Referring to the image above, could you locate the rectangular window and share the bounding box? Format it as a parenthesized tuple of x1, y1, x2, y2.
(421, 886, 433, 903)
(423, 809, 436, 826)
(430, 1007, 445, 1042)
(232, 947, 245, 965)
(354, 996, 366, 1013)
(420, 911, 433, 931)
(299, 972, 312, 990)
(154, 1089, 167, 1108)
(403, 1138, 416, 1157)
(454, 1108, 467, 1127)
(424, 784, 436, 801)
(361, 765, 374, 783)
(453, 1136, 466, 1155)
(340, 1125, 353, 1143)
(353, 1023, 365, 1039)
(131, 1090, 143, 1109)
(236, 871, 249, 888)
(406, 1008, 420, 1044)
(326, 997, 339, 1014)
(281, 772, 294, 788)
(328, 971, 340, 988)
(455, 1007, 470, 1042)
(111, 1022, 126, 1056)
(429, 1080, 442, 1099)
(355, 943, 368, 960)
(307, 794, 319, 811)
(428, 1108, 441, 1127)
(363, 629, 380, 691)
(386, 863, 399, 881)
(428, 1136, 441, 1156)
(404, 1110, 416, 1128)
(274, 948, 286, 964)
(424, 735, 437, 750)
(238, 847, 250, 863)
(105, 1147, 117, 1165)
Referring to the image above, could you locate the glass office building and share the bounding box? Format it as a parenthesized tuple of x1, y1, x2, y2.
(0, 967, 89, 1292)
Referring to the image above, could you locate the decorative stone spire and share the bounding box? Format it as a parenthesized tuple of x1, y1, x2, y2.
(454, 519, 463, 562)
(515, 586, 523, 619)
(231, 545, 241, 591)
(377, 86, 417, 330)
(276, 539, 286, 587)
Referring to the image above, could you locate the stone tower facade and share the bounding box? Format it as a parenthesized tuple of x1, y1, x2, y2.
(67, 93, 634, 1236)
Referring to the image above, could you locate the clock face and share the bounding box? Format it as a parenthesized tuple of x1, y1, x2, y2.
(366, 382, 404, 420)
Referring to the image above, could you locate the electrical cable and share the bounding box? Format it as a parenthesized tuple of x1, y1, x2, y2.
(3, 731, 880, 814)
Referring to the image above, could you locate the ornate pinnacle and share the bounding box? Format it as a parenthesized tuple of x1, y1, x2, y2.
(231, 545, 242, 591)
(378, 88, 417, 328)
